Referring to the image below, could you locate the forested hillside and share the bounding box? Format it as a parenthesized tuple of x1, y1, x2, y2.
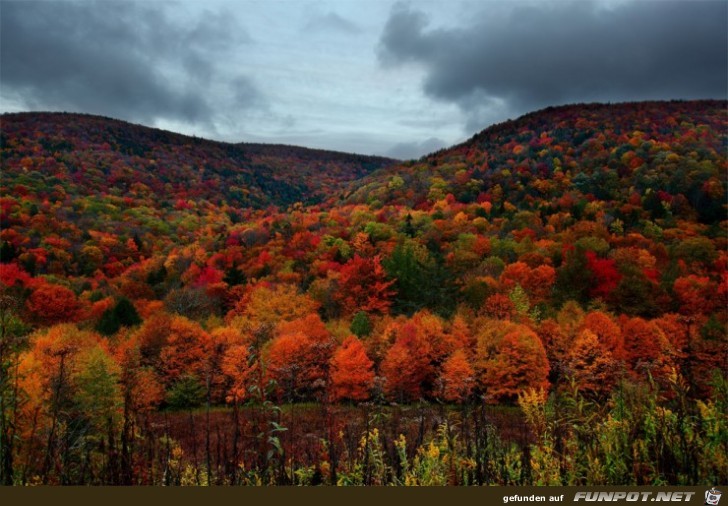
(0, 101, 725, 485)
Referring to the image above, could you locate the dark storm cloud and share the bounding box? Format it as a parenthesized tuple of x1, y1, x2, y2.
(379, 1, 728, 134)
(0, 1, 259, 125)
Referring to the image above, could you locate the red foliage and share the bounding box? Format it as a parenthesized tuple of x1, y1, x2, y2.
(25, 283, 81, 325)
(484, 293, 516, 320)
(585, 251, 622, 299)
(673, 275, 717, 316)
(334, 255, 394, 316)
(0, 262, 32, 287)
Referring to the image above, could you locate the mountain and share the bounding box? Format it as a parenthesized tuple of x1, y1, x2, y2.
(344, 100, 726, 225)
(0, 112, 395, 210)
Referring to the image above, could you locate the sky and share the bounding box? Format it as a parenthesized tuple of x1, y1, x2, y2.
(1, 1, 726, 159)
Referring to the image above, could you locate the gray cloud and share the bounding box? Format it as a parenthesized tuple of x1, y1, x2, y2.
(0, 1, 261, 126)
(386, 136, 447, 159)
(379, 1, 728, 134)
(304, 12, 362, 34)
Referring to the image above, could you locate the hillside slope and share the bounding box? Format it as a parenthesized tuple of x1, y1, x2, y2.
(0, 112, 395, 210)
(345, 100, 726, 225)
(0, 100, 725, 413)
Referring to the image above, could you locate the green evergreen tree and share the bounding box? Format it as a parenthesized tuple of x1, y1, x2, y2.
(350, 311, 372, 338)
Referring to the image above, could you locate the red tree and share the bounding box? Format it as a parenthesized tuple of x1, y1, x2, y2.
(586, 251, 622, 300)
(335, 255, 394, 316)
(673, 275, 717, 316)
(25, 283, 81, 325)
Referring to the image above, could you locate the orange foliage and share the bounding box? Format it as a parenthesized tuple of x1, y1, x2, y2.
(621, 317, 675, 379)
(581, 311, 624, 360)
(221, 343, 253, 404)
(329, 336, 375, 402)
(438, 349, 475, 403)
(265, 329, 332, 400)
(537, 318, 568, 364)
(673, 275, 717, 316)
(227, 283, 319, 329)
(159, 316, 212, 383)
(500, 262, 556, 304)
(380, 320, 432, 402)
(481, 326, 550, 403)
(565, 329, 617, 397)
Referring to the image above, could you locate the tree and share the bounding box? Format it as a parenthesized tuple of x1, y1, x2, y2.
(329, 336, 375, 402)
(221, 342, 253, 404)
(26, 283, 80, 326)
(581, 311, 624, 360)
(438, 349, 474, 403)
(97, 297, 141, 336)
(335, 255, 394, 316)
(266, 331, 329, 402)
(480, 327, 550, 403)
(585, 251, 622, 300)
(159, 316, 211, 385)
(166, 375, 205, 410)
(673, 275, 717, 317)
(164, 287, 216, 320)
(350, 311, 373, 338)
(266, 315, 333, 401)
(609, 269, 661, 317)
(0, 293, 28, 484)
(26, 324, 101, 483)
(380, 321, 432, 402)
(384, 241, 458, 317)
(564, 329, 617, 398)
(72, 345, 122, 442)
(227, 283, 319, 330)
(483, 293, 515, 320)
(554, 245, 593, 305)
(621, 317, 675, 381)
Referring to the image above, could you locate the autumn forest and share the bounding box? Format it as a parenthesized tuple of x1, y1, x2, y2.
(0, 100, 726, 486)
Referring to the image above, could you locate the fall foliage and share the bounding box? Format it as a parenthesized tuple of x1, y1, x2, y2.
(0, 101, 725, 485)
(329, 336, 375, 402)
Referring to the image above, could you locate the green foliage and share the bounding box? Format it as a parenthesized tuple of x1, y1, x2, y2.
(384, 241, 458, 317)
(350, 311, 372, 338)
(166, 375, 206, 410)
(508, 285, 530, 315)
(554, 246, 593, 305)
(97, 297, 141, 335)
(73, 347, 122, 432)
(609, 270, 661, 317)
